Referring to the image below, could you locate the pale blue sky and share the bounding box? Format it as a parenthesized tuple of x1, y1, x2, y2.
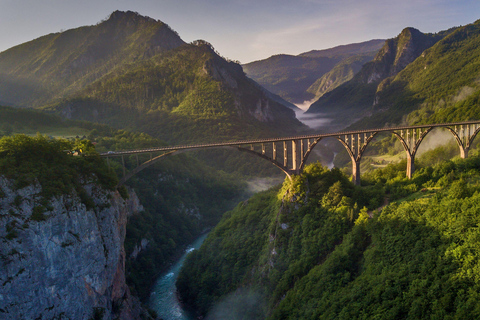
(0, 0, 479, 63)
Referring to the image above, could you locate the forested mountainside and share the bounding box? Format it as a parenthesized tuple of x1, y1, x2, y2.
(178, 150, 480, 319)
(0, 11, 306, 146)
(243, 40, 384, 104)
(46, 41, 305, 144)
(0, 10, 185, 108)
(306, 21, 480, 129)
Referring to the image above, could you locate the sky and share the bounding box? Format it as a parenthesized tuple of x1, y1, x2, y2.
(0, 0, 479, 63)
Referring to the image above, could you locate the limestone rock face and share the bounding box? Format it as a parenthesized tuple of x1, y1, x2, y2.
(0, 177, 144, 320)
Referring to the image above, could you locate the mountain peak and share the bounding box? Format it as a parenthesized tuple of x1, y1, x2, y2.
(106, 10, 158, 25)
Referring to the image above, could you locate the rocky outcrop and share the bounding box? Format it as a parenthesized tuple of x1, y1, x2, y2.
(0, 177, 145, 320)
(357, 28, 442, 85)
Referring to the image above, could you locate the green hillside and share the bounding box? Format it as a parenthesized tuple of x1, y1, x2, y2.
(372, 20, 480, 126)
(243, 40, 384, 105)
(45, 40, 305, 144)
(243, 54, 340, 104)
(306, 53, 375, 99)
(177, 154, 480, 319)
(0, 11, 185, 108)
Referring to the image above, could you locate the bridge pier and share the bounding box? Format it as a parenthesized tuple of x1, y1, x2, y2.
(352, 160, 361, 186)
(406, 154, 415, 179)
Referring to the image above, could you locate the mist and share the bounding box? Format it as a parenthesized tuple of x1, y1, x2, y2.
(246, 176, 284, 194)
(416, 128, 458, 157)
(205, 288, 267, 320)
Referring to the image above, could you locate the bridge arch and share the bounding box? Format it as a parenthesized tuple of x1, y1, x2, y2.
(236, 146, 293, 180)
(443, 124, 480, 159)
(100, 120, 480, 188)
(389, 127, 433, 178)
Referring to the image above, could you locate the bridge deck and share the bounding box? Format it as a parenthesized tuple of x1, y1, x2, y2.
(99, 120, 480, 157)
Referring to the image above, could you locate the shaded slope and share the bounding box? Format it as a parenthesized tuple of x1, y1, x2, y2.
(0, 10, 185, 107)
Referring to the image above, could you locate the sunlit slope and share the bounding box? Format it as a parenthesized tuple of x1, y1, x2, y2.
(46, 42, 306, 143)
(178, 156, 480, 319)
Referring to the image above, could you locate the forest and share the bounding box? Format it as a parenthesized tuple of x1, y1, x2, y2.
(177, 147, 480, 319)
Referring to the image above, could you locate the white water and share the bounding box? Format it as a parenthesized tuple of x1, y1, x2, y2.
(149, 233, 209, 320)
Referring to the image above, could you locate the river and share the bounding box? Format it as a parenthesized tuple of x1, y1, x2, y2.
(149, 233, 209, 320)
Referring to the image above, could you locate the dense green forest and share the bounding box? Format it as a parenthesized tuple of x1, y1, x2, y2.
(177, 149, 480, 319)
(0, 134, 117, 211)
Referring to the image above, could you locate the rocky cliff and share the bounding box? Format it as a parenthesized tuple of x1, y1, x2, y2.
(0, 176, 147, 320)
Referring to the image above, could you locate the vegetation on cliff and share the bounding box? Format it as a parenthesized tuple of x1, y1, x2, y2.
(0, 134, 116, 207)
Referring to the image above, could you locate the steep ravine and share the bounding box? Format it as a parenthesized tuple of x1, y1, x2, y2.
(0, 176, 148, 319)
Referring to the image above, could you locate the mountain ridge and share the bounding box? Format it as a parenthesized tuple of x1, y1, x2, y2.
(0, 11, 306, 145)
(243, 40, 384, 104)
(305, 25, 460, 128)
(0, 10, 185, 108)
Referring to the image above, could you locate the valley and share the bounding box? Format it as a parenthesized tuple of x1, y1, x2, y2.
(1, 9, 480, 320)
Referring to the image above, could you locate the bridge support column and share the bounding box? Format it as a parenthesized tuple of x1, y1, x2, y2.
(460, 147, 468, 159)
(292, 140, 297, 173)
(352, 160, 361, 186)
(406, 154, 415, 179)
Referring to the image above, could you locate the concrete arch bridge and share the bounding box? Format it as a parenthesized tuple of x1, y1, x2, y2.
(100, 120, 480, 186)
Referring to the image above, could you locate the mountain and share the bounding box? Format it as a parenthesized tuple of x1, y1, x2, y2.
(306, 25, 463, 128)
(306, 53, 376, 99)
(0, 11, 305, 144)
(370, 21, 480, 126)
(0, 10, 185, 108)
(242, 40, 384, 105)
(299, 39, 387, 59)
(45, 40, 305, 143)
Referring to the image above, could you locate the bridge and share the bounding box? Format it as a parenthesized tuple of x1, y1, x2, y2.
(100, 120, 480, 186)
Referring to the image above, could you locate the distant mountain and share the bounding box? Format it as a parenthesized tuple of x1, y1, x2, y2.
(243, 40, 384, 105)
(306, 53, 376, 99)
(306, 26, 460, 128)
(0, 11, 305, 144)
(300, 39, 385, 59)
